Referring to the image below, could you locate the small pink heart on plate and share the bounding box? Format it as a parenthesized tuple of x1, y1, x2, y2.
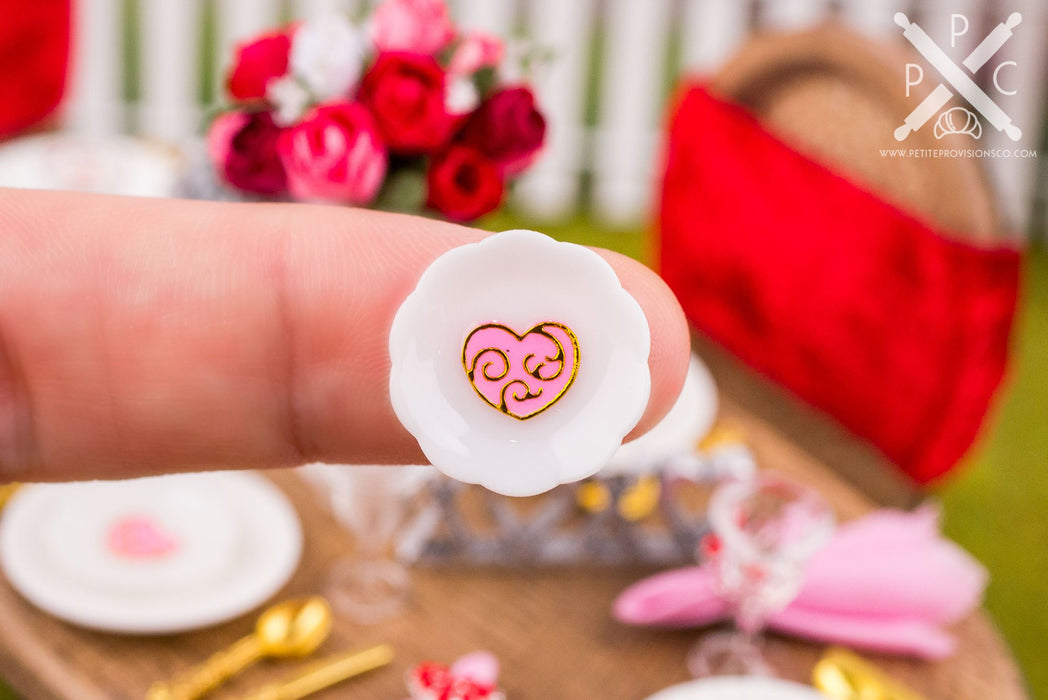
(107, 515, 179, 559)
(463, 322, 579, 420)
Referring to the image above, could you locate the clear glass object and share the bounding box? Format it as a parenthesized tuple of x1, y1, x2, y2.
(688, 472, 835, 677)
(299, 464, 432, 624)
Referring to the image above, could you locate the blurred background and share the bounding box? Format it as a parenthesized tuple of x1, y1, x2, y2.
(0, 0, 1045, 698)
(43, 0, 1047, 230)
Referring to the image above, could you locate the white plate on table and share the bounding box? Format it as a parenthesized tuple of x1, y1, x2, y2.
(0, 134, 182, 197)
(603, 354, 718, 475)
(645, 677, 828, 700)
(0, 471, 301, 634)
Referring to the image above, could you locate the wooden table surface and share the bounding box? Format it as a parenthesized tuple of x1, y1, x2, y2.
(0, 395, 1029, 700)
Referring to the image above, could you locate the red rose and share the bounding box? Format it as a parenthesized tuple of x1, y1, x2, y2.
(458, 87, 546, 174)
(406, 661, 499, 700)
(208, 110, 287, 195)
(426, 146, 503, 221)
(227, 29, 293, 101)
(359, 52, 454, 155)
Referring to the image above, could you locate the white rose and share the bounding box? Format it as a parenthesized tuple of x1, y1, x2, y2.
(445, 76, 479, 116)
(290, 15, 367, 101)
(266, 75, 311, 126)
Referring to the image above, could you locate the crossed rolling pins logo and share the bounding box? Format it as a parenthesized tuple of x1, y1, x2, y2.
(895, 11, 1022, 142)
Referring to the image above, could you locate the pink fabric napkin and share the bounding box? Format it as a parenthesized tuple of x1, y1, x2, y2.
(613, 506, 987, 659)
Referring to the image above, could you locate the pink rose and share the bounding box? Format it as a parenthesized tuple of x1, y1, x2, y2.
(369, 0, 455, 55)
(226, 28, 294, 101)
(277, 102, 388, 204)
(208, 111, 247, 165)
(448, 31, 504, 75)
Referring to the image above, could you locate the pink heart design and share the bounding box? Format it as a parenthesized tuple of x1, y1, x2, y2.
(106, 515, 179, 559)
(463, 322, 579, 420)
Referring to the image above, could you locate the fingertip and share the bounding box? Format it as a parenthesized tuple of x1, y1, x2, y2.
(595, 250, 691, 439)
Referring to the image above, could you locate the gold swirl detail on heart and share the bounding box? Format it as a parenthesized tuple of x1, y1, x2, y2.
(462, 322, 580, 420)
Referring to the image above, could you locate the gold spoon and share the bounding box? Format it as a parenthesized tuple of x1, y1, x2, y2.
(814, 647, 929, 700)
(146, 596, 333, 700)
(238, 644, 394, 700)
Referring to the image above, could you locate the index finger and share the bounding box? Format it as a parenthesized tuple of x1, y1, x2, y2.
(0, 189, 689, 482)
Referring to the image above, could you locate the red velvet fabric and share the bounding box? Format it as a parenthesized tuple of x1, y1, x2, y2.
(659, 86, 1021, 484)
(0, 0, 70, 139)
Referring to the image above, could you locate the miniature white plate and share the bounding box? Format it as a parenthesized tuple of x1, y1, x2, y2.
(603, 354, 718, 475)
(390, 230, 651, 497)
(0, 472, 301, 634)
(0, 134, 182, 197)
(645, 677, 827, 700)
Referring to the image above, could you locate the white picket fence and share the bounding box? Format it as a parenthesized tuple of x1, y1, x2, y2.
(63, 0, 1048, 233)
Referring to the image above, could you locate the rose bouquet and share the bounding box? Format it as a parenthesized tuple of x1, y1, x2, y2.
(207, 0, 547, 222)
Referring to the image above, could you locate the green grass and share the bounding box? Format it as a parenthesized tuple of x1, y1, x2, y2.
(0, 213, 1043, 700)
(940, 248, 1048, 700)
(480, 208, 649, 259)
